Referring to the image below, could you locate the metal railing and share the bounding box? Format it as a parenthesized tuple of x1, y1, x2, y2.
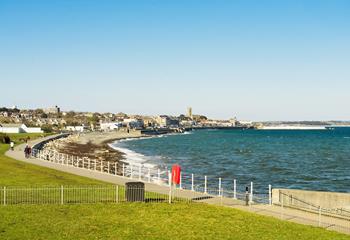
(0, 185, 198, 205)
(30, 148, 271, 203)
(268, 191, 350, 234)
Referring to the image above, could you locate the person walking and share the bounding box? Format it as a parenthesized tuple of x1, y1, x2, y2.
(10, 141, 14, 151)
(24, 144, 29, 158)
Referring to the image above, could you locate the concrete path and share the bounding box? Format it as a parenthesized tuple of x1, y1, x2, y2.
(5, 135, 350, 235)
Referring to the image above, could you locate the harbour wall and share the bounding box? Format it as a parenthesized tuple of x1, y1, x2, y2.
(272, 188, 350, 209)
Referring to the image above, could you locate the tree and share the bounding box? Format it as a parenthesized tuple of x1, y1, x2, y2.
(41, 124, 53, 133)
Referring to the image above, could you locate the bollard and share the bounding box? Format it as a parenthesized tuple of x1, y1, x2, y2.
(269, 184, 272, 205)
(204, 176, 207, 194)
(245, 186, 249, 206)
(233, 179, 237, 199)
(100, 161, 103, 172)
(218, 178, 222, 196)
(122, 164, 125, 177)
(114, 162, 117, 175)
(108, 162, 110, 174)
(157, 169, 160, 181)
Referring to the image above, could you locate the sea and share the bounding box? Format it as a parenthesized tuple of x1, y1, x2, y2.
(111, 128, 350, 194)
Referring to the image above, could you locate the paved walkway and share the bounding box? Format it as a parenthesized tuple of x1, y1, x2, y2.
(5, 135, 350, 235)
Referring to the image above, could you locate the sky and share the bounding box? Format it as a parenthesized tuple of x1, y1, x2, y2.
(0, 0, 349, 121)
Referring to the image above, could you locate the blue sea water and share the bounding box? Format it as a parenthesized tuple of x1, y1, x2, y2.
(113, 129, 350, 193)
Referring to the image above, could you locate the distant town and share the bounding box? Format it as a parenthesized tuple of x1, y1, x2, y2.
(0, 105, 349, 134)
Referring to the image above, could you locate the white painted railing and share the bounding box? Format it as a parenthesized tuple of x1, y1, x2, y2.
(31, 148, 270, 204)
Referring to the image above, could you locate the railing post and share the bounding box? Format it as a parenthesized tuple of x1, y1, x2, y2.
(191, 174, 194, 191)
(250, 182, 253, 203)
(148, 168, 151, 183)
(139, 165, 142, 180)
(281, 194, 284, 219)
(116, 185, 119, 203)
(61, 185, 64, 205)
(108, 162, 110, 174)
(318, 206, 322, 227)
(100, 161, 103, 172)
(179, 172, 182, 189)
(218, 178, 222, 196)
(269, 184, 272, 205)
(204, 176, 207, 194)
(114, 162, 117, 175)
(122, 163, 125, 177)
(168, 170, 171, 187)
(3, 186, 6, 206)
(88, 159, 91, 170)
(169, 173, 172, 204)
(233, 179, 237, 199)
(94, 160, 96, 171)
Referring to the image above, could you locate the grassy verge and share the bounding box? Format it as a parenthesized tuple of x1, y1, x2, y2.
(1, 203, 349, 240)
(0, 133, 105, 186)
(0, 134, 349, 239)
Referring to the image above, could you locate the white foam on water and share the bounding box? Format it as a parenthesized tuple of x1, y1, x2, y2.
(109, 142, 158, 169)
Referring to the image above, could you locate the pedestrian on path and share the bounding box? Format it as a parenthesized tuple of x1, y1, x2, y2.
(24, 144, 30, 158)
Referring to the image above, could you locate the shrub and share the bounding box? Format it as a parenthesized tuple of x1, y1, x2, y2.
(0, 133, 11, 144)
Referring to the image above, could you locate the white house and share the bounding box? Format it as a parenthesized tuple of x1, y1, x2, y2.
(65, 125, 86, 132)
(100, 122, 122, 131)
(0, 124, 43, 133)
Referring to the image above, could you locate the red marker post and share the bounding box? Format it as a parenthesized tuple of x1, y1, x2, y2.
(169, 165, 181, 203)
(172, 165, 181, 185)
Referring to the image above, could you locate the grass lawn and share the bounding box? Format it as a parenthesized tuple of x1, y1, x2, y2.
(0, 133, 105, 186)
(1, 203, 349, 240)
(0, 134, 349, 239)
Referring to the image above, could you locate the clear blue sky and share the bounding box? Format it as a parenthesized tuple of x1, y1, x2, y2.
(1, 0, 349, 121)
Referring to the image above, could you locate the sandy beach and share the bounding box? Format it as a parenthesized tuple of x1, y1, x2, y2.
(41, 129, 144, 163)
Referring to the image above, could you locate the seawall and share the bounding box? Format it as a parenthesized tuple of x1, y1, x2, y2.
(272, 188, 350, 209)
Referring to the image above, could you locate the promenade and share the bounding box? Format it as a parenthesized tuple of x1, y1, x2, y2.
(5, 135, 350, 235)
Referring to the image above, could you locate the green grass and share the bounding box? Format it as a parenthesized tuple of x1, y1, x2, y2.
(0, 133, 106, 186)
(1, 203, 349, 240)
(0, 134, 349, 239)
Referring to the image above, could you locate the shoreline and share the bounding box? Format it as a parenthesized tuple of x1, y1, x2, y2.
(40, 130, 146, 164)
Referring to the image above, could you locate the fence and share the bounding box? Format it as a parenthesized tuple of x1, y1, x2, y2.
(0, 185, 198, 205)
(30, 148, 271, 204)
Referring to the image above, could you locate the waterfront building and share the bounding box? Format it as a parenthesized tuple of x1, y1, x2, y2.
(187, 107, 193, 119)
(65, 125, 86, 132)
(100, 122, 123, 131)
